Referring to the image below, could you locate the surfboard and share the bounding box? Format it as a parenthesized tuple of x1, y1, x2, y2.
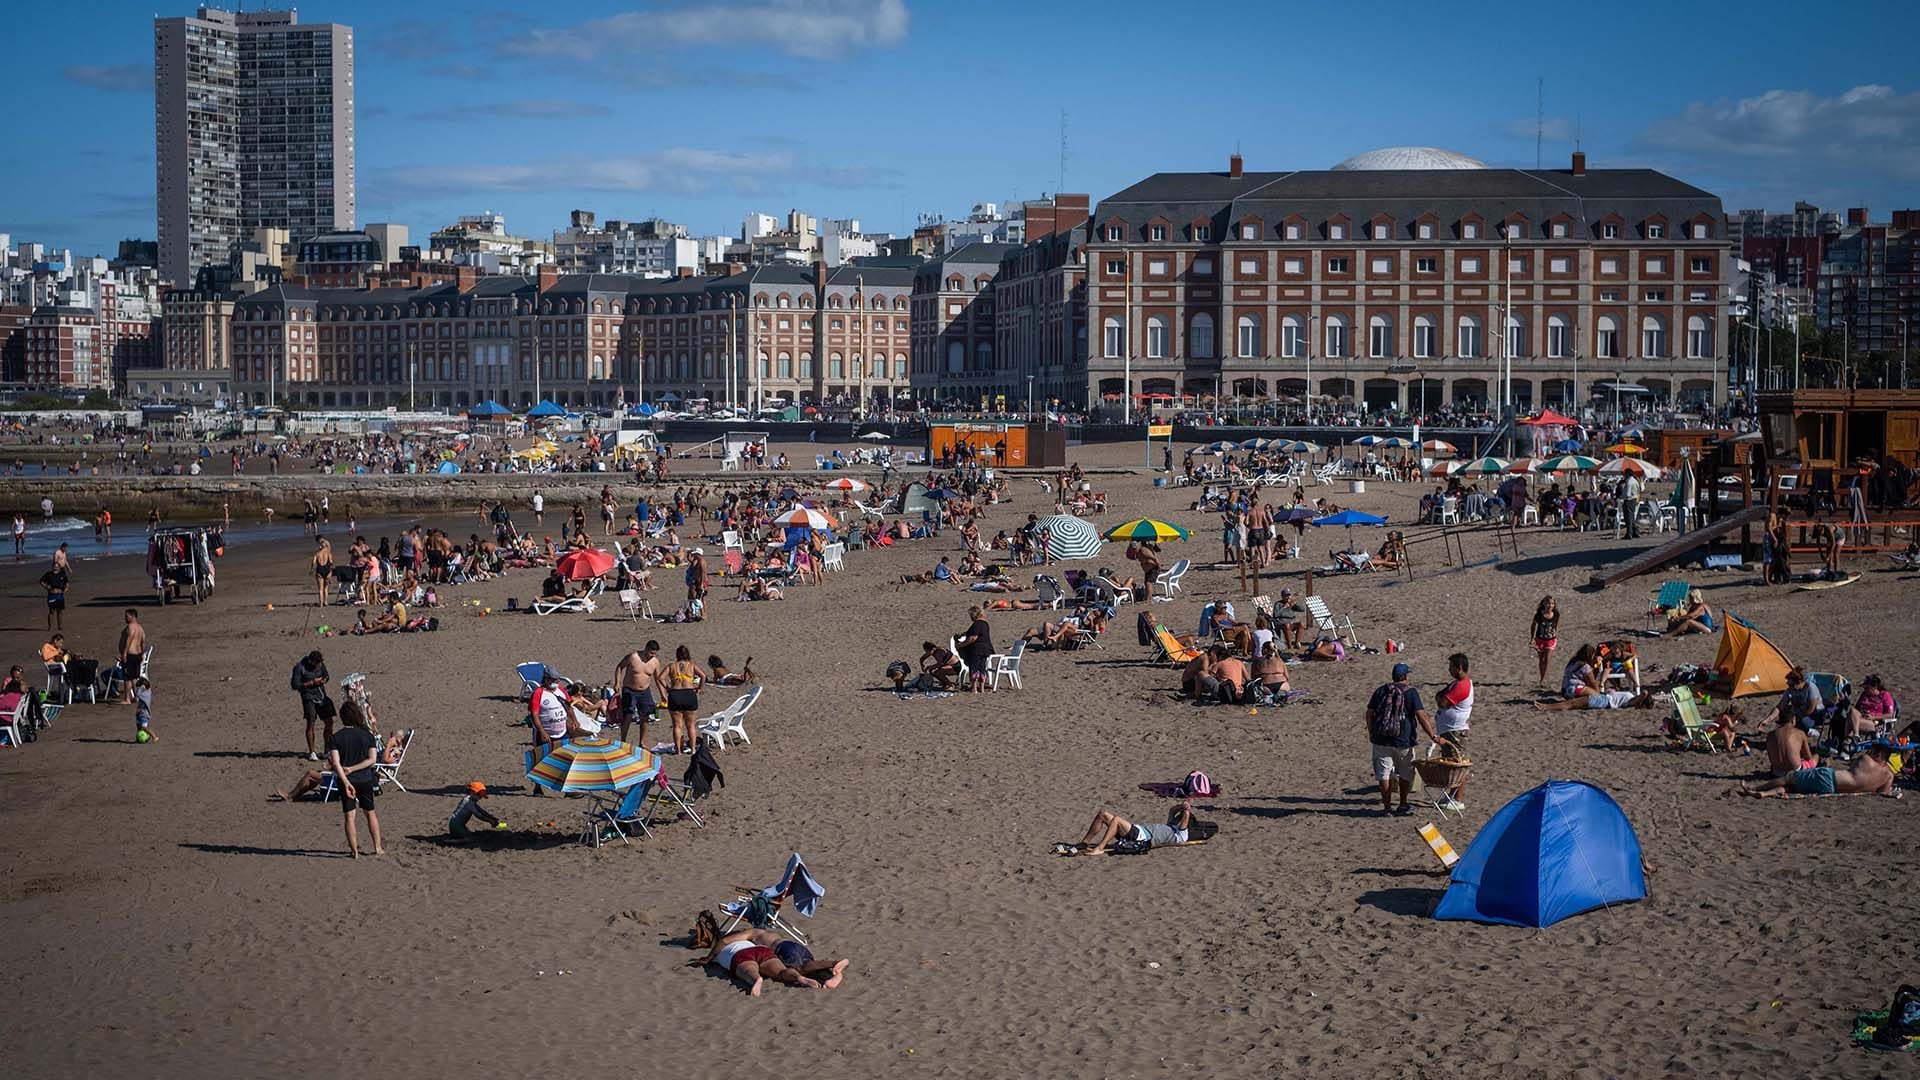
(1796, 573, 1860, 591)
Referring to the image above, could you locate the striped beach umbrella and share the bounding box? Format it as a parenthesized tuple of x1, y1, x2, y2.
(823, 477, 869, 491)
(1103, 518, 1191, 542)
(1239, 437, 1276, 451)
(770, 507, 835, 529)
(1037, 514, 1103, 561)
(1599, 456, 1665, 480)
(527, 737, 656, 793)
(1198, 440, 1239, 454)
(1505, 457, 1543, 474)
(1455, 455, 1511, 475)
(1603, 442, 1647, 455)
(1534, 454, 1601, 473)
(1353, 435, 1389, 446)
(1426, 460, 1462, 476)
(1275, 440, 1321, 454)
(1375, 436, 1416, 449)
(1421, 439, 1457, 454)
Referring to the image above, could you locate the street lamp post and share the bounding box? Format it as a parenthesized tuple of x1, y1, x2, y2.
(409, 340, 416, 411)
(1026, 374, 1035, 424)
(1306, 314, 1318, 426)
(1790, 300, 1801, 389)
(1901, 317, 1910, 389)
(855, 274, 866, 422)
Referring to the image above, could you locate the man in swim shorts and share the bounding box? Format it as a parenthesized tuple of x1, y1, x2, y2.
(1742, 746, 1897, 798)
(1059, 799, 1193, 856)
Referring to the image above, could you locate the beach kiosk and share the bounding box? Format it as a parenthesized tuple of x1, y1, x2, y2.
(927, 421, 1065, 468)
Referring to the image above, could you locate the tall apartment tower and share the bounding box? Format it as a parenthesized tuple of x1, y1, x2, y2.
(154, 6, 354, 285)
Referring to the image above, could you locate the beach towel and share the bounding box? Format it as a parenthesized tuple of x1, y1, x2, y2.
(1139, 779, 1225, 800)
(1855, 985, 1920, 1052)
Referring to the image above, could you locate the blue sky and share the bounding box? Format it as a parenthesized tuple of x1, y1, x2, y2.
(4, 0, 1919, 260)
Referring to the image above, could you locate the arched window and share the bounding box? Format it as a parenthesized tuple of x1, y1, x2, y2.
(1189, 312, 1214, 360)
(1324, 315, 1348, 358)
(1413, 315, 1436, 358)
(1642, 315, 1667, 358)
(777, 351, 792, 378)
(1236, 314, 1260, 358)
(829, 352, 843, 378)
(1505, 315, 1528, 359)
(1368, 315, 1392, 359)
(758, 350, 770, 378)
(1457, 315, 1481, 359)
(1280, 316, 1304, 358)
(1145, 316, 1168, 358)
(1686, 315, 1709, 359)
(1102, 317, 1123, 358)
(776, 294, 791, 309)
(894, 353, 907, 379)
(946, 341, 965, 373)
(1547, 315, 1570, 358)
(1596, 316, 1620, 359)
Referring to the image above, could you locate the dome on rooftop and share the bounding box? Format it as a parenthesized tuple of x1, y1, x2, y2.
(1331, 147, 1488, 171)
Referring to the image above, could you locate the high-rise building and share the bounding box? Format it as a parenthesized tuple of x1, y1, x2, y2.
(154, 6, 355, 286)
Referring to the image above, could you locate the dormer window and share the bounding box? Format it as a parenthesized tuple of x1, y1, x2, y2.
(1507, 221, 1527, 239)
(1105, 225, 1122, 242)
(1149, 225, 1167, 242)
(1602, 223, 1620, 239)
(1328, 223, 1346, 240)
(1372, 224, 1388, 240)
(1240, 224, 1256, 240)
(1193, 224, 1211, 241)
(1417, 223, 1434, 239)
(1551, 222, 1567, 238)
(1647, 223, 1665, 239)
(1462, 223, 1479, 239)
(1285, 223, 1302, 240)
(1691, 222, 1709, 239)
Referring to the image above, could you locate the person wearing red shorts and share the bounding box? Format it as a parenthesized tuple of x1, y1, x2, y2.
(1530, 595, 1560, 688)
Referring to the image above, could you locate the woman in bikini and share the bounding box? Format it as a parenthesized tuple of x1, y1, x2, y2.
(1530, 595, 1560, 688)
(663, 646, 709, 754)
(708, 655, 755, 687)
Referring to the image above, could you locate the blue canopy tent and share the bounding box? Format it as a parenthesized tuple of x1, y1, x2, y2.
(631, 402, 657, 417)
(525, 400, 568, 419)
(436, 460, 460, 475)
(1433, 780, 1646, 928)
(469, 400, 511, 422)
(1309, 509, 1388, 527)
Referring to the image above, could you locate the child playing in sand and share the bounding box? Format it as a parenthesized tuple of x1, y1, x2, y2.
(132, 676, 154, 743)
(449, 782, 505, 840)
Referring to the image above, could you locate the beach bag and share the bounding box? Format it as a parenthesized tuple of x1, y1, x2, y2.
(1869, 985, 1920, 1051)
(1182, 771, 1215, 798)
(1368, 683, 1410, 744)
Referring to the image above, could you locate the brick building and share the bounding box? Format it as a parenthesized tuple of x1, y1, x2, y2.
(0, 303, 29, 382)
(910, 242, 1018, 406)
(227, 260, 916, 411)
(1081, 148, 1730, 414)
(24, 306, 103, 390)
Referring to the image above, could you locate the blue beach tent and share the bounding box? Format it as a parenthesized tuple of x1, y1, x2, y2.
(1432, 780, 1646, 928)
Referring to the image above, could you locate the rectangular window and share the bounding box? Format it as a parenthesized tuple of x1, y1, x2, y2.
(1645, 289, 1668, 302)
(1369, 321, 1391, 357)
(1372, 224, 1388, 240)
(1646, 258, 1667, 274)
(1149, 225, 1167, 241)
(1417, 223, 1434, 239)
(1239, 258, 1258, 275)
(1328, 224, 1346, 240)
(1192, 256, 1214, 275)
(1240, 224, 1256, 240)
(1284, 223, 1302, 240)
(1370, 257, 1392, 274)
(1283, 257, 1304, 274)
(1507, 222, 1526, 239)
(1600, 258, 1619, 274)
(1460, 257, 1481, 273)
(778, 317, 791, 330)
(1690, 257, 1712, 273)
(1327, 257, 1350, 273)
(1194, 225, 1210, 241)
(1601, 289, 1623, 302)
(1462, 223, 1479, 239)
(1148, 258, 1168, 276)
(1549, 256, 1570, 273)
(946, 303, 961, 317)
(1547, 322, 1569, 357)
(1414, 322, 1435, 357)
(1416, 256, 1437, 274)
(1106, 226, 1122, 241)
(1648, 223, 1665, 238)
(1105, 259, 1124, 275)
(1691, 223, 1708, 239)
(1551, 222, 1568, 238)
(1602, 223, 1620, 239)
(1689, 289, 1711, 302)
(1509, 257, 1528, 274)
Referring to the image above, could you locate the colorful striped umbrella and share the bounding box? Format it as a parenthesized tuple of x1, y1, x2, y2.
(1603, 442, 1647, 455)
(1103, 518, 1191, 542)
(1426, 460, 1462, 476)
(770, 507, 835, 529)
(527, 736, 657, 793)
(1353, 435, 1389, 446)
(1599, 456, 1665, 480)
(1534, 454, 1601, 473)
(1455, 455, 1511, 475)
(1421, 440, 1457, 454)
(823, 477, 869, 491)
(1505, 457, 1543, 474)
(556, 548, 616, 580)
(1375, 436, 1416, 449)
(1037, 514, 1103, 560)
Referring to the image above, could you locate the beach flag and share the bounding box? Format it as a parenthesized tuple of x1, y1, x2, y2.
(1419, 822, 1459, 870)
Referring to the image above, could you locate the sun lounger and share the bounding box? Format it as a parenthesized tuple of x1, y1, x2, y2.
(1646, 580, 1690, 631)
(1154, 626, 1202, 665)
(532, 578, 602, 615)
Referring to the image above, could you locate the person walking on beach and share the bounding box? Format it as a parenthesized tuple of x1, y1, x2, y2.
(1530, 595, 1560, 688)
(614, 640, 663, 746)
(40, 562, 69, 632)
(1365, 662, 1440, 816)
(532, 490, 545, 526)
(291, 650, 333, 761)
(327, 699, 385, 857)
(40, 495, 53, 520)
(312, 537, 335, 606)
(114, 610, 148, 704)
(11, 512, 24, 557)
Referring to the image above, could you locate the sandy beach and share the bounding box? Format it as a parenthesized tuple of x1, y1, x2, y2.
(1, 439, 1914, 1078)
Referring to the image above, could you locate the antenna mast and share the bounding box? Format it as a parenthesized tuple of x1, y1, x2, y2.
(1058, 108, 1069, 195)
(1535, 77, 1544, 169)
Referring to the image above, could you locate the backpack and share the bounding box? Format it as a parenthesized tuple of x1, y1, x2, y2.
(1369, 683, 1411, 744)
(1183, 770, 1215, 798)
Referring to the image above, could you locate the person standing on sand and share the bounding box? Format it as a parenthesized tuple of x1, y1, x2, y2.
(13, 512, 25, 557)
(291, 650, 333, 761)
(114, 610, 148, 703)
(40, 562, 69, 631)
(1366, 662, 1440, 816)
(327, 700, 385, 857)
(1530, 596, 1560, 688)
(533, 490, 544, 526)
(312, 537, 335, 606)
(614, 641, 663, 745)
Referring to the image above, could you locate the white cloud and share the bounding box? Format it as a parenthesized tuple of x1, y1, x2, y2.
(1639, 84, 1920, 174)
(63, 64, 151, 93)
(502, 0, 908, 63)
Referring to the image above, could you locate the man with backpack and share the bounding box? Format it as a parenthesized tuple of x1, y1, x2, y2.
(1366, 662, 1440, 816)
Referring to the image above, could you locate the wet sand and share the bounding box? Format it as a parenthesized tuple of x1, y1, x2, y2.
(0, 441, 1913, 1078)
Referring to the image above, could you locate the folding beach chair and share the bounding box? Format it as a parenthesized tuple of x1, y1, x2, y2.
(516, 661, 567, 697)
(1154, 626, 1202, 666)
(949, 637, 972, 683)
(1302, 595, 1358, 646)
(986, 639, 1027, 690)
(1646, 580, 1690, 632)
(696, 686, 764, 750)
(617, 589, 653, 620)
(720, 852, 824, 943)
(375, 728, 415, 792)
(1666, 688, 1719, 753)
(582, 776, 660, 847)
(532, 578, 602, 615)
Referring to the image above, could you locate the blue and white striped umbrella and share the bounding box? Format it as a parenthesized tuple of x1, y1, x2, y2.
(1239, 437, 1276, 451)
(1037, 514, 1103, 561)
(1198, 440, 1239, 454)
(1275, 440, 1320, 454)
(1353, 435, 1389, 446)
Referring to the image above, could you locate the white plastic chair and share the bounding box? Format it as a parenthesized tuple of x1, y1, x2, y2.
(1156, 558, 1191, 599)
(697, 685, 763, 749)
(532, 578, 602, 615)
(1035, 574, 1067, 610)
(821, 543, 845, 572)
(99, 646, 154, 701)
(0, 695, 25, 747)
(722, 529, 743, 552)
(1437, 497, 1459, 525)
(986, 639, 1026, 690)
(1520, 504, 1539, 526)
(617, 588, 652, 620)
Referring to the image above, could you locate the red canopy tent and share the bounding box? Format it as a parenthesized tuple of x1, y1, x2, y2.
(1519, 408, 1578, 426)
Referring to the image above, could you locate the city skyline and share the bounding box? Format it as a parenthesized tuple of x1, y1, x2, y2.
(3, 0, 1918, 260)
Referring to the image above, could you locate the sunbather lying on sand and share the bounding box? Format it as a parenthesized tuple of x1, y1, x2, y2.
(1741, 745, 1898, 797)
(1531, 690, 1657, 711)
(690, 912, 848, 996)
(708, 655, 755, 687)
(1055, 799, 1193, 856)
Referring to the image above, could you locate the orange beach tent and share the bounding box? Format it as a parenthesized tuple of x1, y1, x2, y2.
(1711, 616, 1794, 697)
